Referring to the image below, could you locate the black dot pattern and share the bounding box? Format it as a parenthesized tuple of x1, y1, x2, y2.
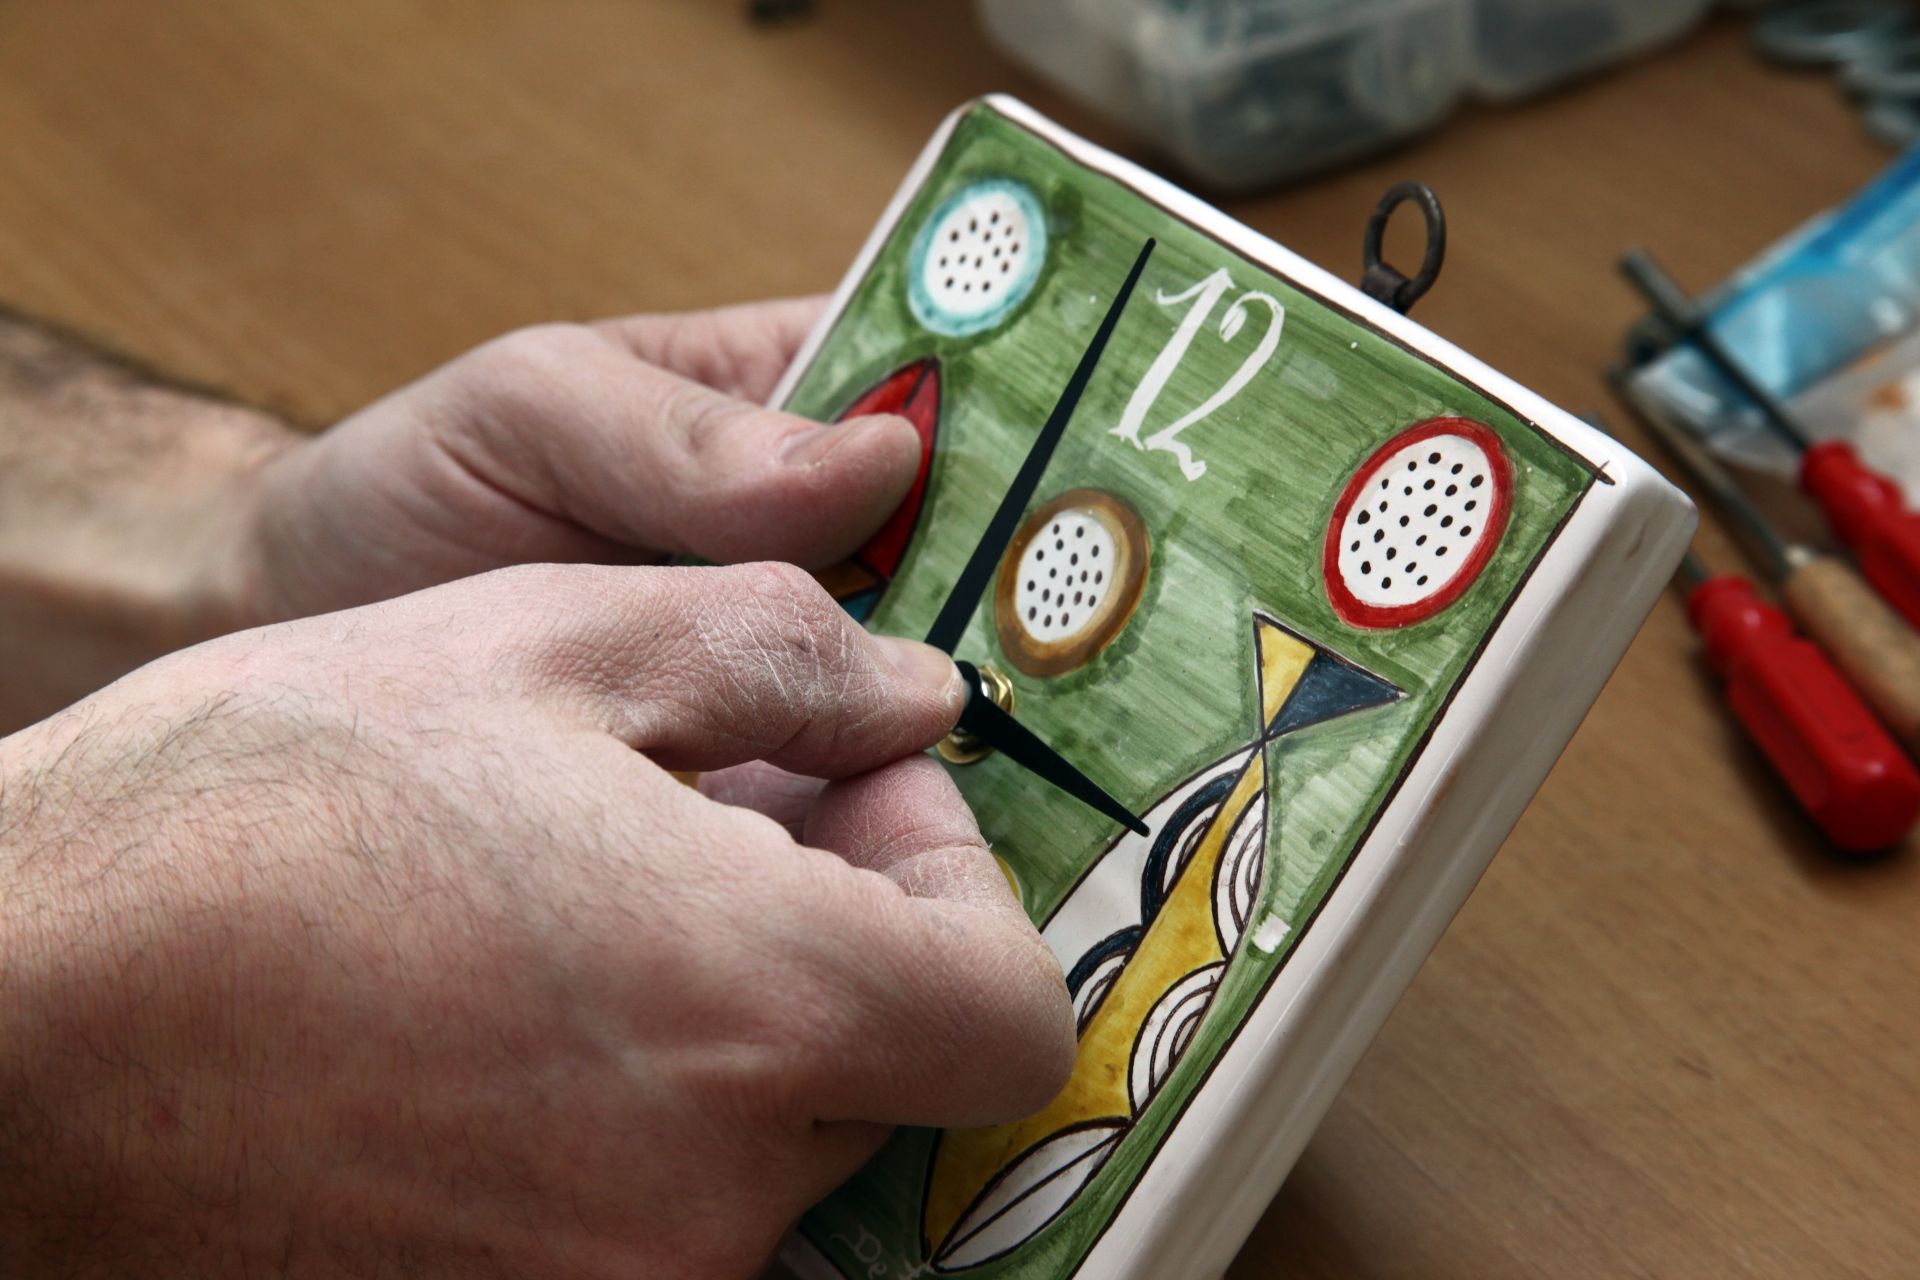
(1334, 432, 1496, 609)
(1014, 511, 1113, 642)
(920, 185, 1035, 328)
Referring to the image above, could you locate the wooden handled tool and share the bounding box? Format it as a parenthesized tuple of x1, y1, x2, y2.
(1622, 248, 1920, 629)
(1608, 383, 1920, 757)
(1776, 550, 1920, 753)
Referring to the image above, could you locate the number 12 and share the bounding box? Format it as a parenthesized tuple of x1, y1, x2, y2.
(1111, 268, 1285, 482)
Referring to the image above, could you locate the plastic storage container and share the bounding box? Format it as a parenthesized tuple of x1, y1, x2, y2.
(1471, 0, 1712, 99)
(977, 0, 1717, 188)
(1132, 0, 1470, 188)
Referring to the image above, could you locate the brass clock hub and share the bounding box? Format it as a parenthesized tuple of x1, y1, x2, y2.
(936, 663, 1015, 765)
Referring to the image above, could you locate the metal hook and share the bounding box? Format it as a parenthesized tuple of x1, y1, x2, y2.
(1360, 181, 1447, 315)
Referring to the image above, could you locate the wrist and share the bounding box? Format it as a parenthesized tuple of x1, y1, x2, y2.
(0, 317, 296, 728)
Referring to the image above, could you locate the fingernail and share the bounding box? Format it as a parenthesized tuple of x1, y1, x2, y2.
(877, 637, 964, 706)
(779, 415, 907, 466)
(780, 418, 861, 465)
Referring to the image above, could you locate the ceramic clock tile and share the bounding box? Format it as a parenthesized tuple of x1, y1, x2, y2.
(773, 99, 1689, 1280)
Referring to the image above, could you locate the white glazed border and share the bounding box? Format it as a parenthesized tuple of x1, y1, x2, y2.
(780, 96, 1696, 1280)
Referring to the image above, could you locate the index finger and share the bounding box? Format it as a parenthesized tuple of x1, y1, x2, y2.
(493, 561, 965, 779)
(790, 755, 1075, 1129)
(593, 297, 828, 403)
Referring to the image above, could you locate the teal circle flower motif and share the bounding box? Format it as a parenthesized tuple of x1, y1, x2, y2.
(907, 177, 1048, 338)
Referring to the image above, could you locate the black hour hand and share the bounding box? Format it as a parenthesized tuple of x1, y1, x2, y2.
(955, 661, 1149, 836)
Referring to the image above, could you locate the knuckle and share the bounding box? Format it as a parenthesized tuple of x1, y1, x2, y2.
(442, 563, 657, 699)
(651, 384, 768, 517)
(465, 563, 591, 649)
(725, 557, 820, 605)
(739, 567, 868, 753)
(718, 563, 855, 678)
(447, 322, 603, 415)
(474, 321, 598, 376)
(659, 378, 745, 461)
(725, 564, 840, 637)
(479, 560, 600, 611)
(571, 562, 868, 759)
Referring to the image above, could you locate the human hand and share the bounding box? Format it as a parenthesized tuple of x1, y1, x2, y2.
(238, 298, 920, 624)
(0, 300, 917, 730)
(0, 562, 1074, 1279)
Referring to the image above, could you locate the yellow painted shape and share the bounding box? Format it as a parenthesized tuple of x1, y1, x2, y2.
(922, 619, 1314, 1258)
(924, 755, 1269, 1254)
(994, 853, 1022, 904)
(1256, 618, 1314, 733)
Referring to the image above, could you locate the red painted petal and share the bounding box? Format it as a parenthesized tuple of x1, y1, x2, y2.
(837, 358, 941, 579)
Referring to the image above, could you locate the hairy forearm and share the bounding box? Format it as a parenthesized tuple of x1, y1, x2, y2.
(0, 315, 294, 732)
(0, 698, 282, 1274)
(0, 710, 127, 1269)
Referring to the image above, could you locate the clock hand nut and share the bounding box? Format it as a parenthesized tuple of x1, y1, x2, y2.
(938, 662, 1016, 765)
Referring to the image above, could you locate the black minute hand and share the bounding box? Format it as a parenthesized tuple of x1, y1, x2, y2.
(956, 662, 1149, 837)
(923, 237, 1156, 654)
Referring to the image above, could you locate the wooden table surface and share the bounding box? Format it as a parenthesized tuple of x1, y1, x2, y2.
(4, 5, 1915, 1276)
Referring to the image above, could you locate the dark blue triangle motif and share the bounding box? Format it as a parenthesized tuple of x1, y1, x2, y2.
(1265, 651, 1403, 740)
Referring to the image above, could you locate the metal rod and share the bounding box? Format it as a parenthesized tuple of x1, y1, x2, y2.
(1619, 248, 1812, 454)
(1604, 373, 1794, 583)
(1578, 408, 1724, 596)
(1676, 549, 1711, 593)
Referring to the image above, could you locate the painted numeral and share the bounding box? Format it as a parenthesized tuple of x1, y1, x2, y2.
(1111, 268, 1284, 481)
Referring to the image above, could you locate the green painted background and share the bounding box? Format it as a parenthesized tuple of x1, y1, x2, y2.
(785, 104, 1594, 1279)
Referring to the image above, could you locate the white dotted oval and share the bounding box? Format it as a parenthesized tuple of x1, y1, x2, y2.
(1333, 433, 1494, 610)
(1012, 509, 1116, 645)
(908, 179, 1046, 338)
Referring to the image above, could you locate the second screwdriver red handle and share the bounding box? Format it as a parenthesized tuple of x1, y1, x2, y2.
(1688, 574, 1920, 852)
(1799, 440, 1920, 628)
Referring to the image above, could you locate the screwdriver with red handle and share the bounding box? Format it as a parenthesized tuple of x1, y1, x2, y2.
(1623, 248, 1920, 628)
(1609, 379, 1920, 760)
(1677, 549, 1920, 852)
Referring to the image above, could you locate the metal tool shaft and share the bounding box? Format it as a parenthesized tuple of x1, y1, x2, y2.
(1597, 394, 1920, 758)
(1675, 549, 1710, 594)
(1608, 374, 1793, 582)
(1619, 248, 1812, 453)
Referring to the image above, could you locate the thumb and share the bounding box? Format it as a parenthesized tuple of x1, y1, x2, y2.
(439, 325, 924, 568)
(677, 406, 924, 568)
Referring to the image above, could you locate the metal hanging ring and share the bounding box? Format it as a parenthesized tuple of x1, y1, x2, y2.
(1360, 181, 1447, 315)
